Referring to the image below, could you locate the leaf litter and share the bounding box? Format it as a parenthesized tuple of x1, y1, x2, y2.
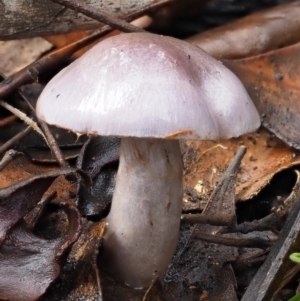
(1, 1, 300, 300)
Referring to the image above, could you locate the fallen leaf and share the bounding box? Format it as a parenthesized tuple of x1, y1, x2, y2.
(222, 42, 300, 149)
(40, 219, 104, 301)
(0, 168, 79, 244)
(0, 38, 52, 77)
(186, 1, 300, 59)
(76, 136, 119, 217)
(0, 202, 81, 301)
(183, 128, 300, 206)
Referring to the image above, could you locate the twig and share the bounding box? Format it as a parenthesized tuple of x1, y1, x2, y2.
(241, 193, 300, 301)
(0, 149, 24, 171)
(0, 73, 69, 167)
(50, 0, 145, 33)
(0, 126, 33, 155)
(219, 210, 286, 235)
(0, 0, 169, 98)
(0, 100, 46, 141)
(16, 88, 68, 167)
(142, 278, 157, 301)
(193, 231, 276, 249)
(181, 212, 236, 226)
(0, 114, 18, 127)
(24, 191, 57, 229)
(0, 29, 105, 98)
(95, 267, 102, 301)
(38, 120, 69, 167)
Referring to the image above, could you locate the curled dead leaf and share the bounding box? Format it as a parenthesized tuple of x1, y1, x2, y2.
(0, 202, 81, 301)
(0, 168, 79, 244)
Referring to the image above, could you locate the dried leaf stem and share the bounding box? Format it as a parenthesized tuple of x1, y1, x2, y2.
(0, 149, 24, 171)
(50, 0, 145, 33)
(0, 73, 68, 167)
(0, 100, 45, 140)
(193, 231, 275, 249)
(0, 0, 170, 98)
(0, 30, 106, 98)
(0, 126, 32, 156)
(0, 115, 18, 127)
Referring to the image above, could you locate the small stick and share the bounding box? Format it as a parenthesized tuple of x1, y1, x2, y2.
(0, 149, 23, 171)
(219, 210, 286, 235)
(0, 0, 170, 98)
(24, 191, 57, 229)
(0, 126, 33, 155)
(50, 0, 145, 33)
(16, 88, 68, 167)
(39, 120, 69, 167)
(95, 267, 103, 301)
(241, 194, 300, 301)
(142, 278, 157, 301)
(181, 212, 236, 227)
(0, 29, 106, 97)
(0, 73, 69, 167)
(0, 100, 46, 140)
(0, 115, 18, 127)
(193, 231, 275, 249)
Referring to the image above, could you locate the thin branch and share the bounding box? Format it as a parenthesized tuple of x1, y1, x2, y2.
(0, 0, 169, 98)
(0, 73, 68, 167)
(193, 231, 276, 249)
(0, 101, 45, 140)
(0, 126, 33, 155)
(0, 149, 24, 171)
(39, 120, 69, 167)
(181, 212, 236, 227)
(0, 114, 18, 127)
(142, 279, 156, 301)
(95, 267, 102, 301)
(50, 0, 145, 33)
(0, 29, 105, 98)
(16, 88, 68, 167)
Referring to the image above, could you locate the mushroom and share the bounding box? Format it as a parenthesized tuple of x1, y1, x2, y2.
(36, 32, 260, 289)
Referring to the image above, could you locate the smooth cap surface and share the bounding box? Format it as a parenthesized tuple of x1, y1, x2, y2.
(36, 32, 260, 140)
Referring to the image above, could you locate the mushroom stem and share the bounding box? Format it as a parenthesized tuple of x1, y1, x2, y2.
(103, 137, 183, 289)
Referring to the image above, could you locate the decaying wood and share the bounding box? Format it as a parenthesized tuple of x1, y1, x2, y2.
(0, 0, 167, 40)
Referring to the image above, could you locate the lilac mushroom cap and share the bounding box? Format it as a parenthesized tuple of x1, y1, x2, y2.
(36, 32, 260, 289)
(36, 32, 260, 141)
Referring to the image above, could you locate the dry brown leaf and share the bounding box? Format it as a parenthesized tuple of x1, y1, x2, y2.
(0, 38, 52, 77)
(223, 42, 300, 149)
(183, 128, 299, 204)
(186, 1, 300, 59)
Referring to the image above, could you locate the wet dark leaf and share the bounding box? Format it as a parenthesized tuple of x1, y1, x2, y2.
(0, 167, 78, 244)
(76, 136, 119, 217)
(0, 202, 81, 301)
(0, 121, 88, 163)
(40, 219, 104, 301)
